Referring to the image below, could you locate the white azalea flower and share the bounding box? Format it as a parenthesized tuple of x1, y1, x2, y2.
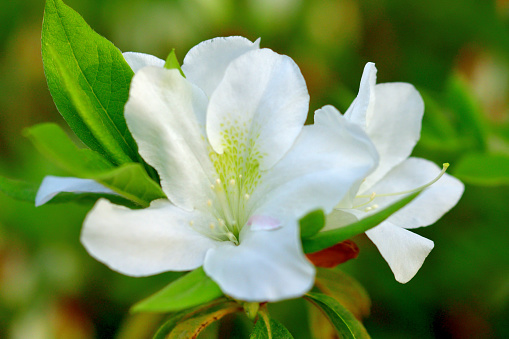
(78, 37, 378, 302)
(324, 63, 464, 284)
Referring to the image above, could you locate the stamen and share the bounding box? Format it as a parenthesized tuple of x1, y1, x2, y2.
(229, 179, 236, 186)
(207, 199, 212, 207)
(244, 194, 250, 200)
(356, 163, 450, 200)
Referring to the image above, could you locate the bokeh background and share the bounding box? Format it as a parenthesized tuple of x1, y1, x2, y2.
(1, 0, 508, 338)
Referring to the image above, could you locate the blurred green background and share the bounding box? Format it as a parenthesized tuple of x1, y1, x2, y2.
(1, 0, 508, 338)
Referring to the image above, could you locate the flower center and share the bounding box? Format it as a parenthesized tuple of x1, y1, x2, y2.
(353, 163, 450, 212)
(191, 122, 263, 244)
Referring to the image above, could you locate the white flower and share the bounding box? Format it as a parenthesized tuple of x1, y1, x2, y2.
(79, 37, 378, 302)
(323, 63, 464, 283)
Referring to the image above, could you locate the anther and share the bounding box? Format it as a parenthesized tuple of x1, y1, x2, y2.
(189, 220, 194, 226)
(244, 194, 250, 200)
(207, 199, 212, 207)
(209, 223, 215, 230)
(229, 179, 236, 186)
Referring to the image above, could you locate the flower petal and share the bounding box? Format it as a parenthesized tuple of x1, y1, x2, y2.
(123, 52, 165, 73)
(344, 62, 377, 129)
(35, 176, 117, 207)
(206, 48, 310, 170)
(360, 82, 424, 191)
(182, 36, 260, 97)
(124, 67, 215, 211)
(81, 199, 217, 276)
(357, 157, 464, 229)
(250, 105, 378, 221)
(366, 222, 434, 283)
(203, 220, 315, 302)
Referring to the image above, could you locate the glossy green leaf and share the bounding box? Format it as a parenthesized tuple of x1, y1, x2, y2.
(0, 176, 37, 203)
(164, 48, 185, 77)
(302, 192, 420, 253)
(132, 267, 223, 313)
(25, 123, 164, 207)
(305, 292, 370, 339)
(42, 0, 137, 164)
(454, 153, 509, 186)
(299, 209, 325, 239)
(250, 308, 294, 339)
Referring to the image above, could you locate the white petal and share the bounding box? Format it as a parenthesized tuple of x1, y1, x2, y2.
(35, 176, 117, 207)
(123, 52, 165, 73)
(182, 36, 260, 97)
(360, 82, 424, 191)
(366, 222, 434, 283)
(358, 157, 464, 229)
(251, 105, 378, 220)
(203, 220, 315, 302)
(206, 48, 309, 170)
(344, 62, 377, 129)
(124, 67, 215, 211)
(81, 199, 217, 276)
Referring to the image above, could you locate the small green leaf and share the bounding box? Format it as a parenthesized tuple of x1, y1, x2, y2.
(0, 176, 37, 203)
(42, 0, 138, 164)
(164, 48, 185, 77)
(25, 123, 164, 207)
(299, 209, 325, 239)
(454, 153, 509, 186)
(131, 267, 223, 313)
(302, 192, 420, 253)
(250, 308, 294, 339)
(305, 292, 370, 339)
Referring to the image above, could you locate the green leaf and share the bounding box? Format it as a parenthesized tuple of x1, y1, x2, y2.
(164, 48, 185, 77)
(250, 308, 294, 339)
(0, 176, 37, 203)
(454, 153, 509, 186)
(314, 268, 370, 320)
(302, 192, 420, 253)
(25, 123, 114, 174)
(152, 300, 240, 339)
(299, 209, 325, 239)
(131, 267, 223, 313)
(42, 0, 137, 164)
(305, 292, 370, 339)
(25, 123, 165, 207)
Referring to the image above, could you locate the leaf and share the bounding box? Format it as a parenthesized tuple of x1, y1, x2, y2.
(314, 268, 371, 320)
(167, 304, 241, 339)
(164, 48, 185, 77)
(25, 123, 165, 207)
(152, 300, 240, 339)
(302, 192, 420, 253)
(305, 292, 370, 339)
(42, 0, 137, 164)
(250, 308, 294, 339)
(299, 209, 325, 238)
(24, 123, 114, 174)
(131, 267, 223, 313)
(0, 175, 37, 203)
(454, 153, 509, 186)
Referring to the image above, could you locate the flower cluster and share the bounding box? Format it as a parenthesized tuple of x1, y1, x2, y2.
(38, 37, 463, 302)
